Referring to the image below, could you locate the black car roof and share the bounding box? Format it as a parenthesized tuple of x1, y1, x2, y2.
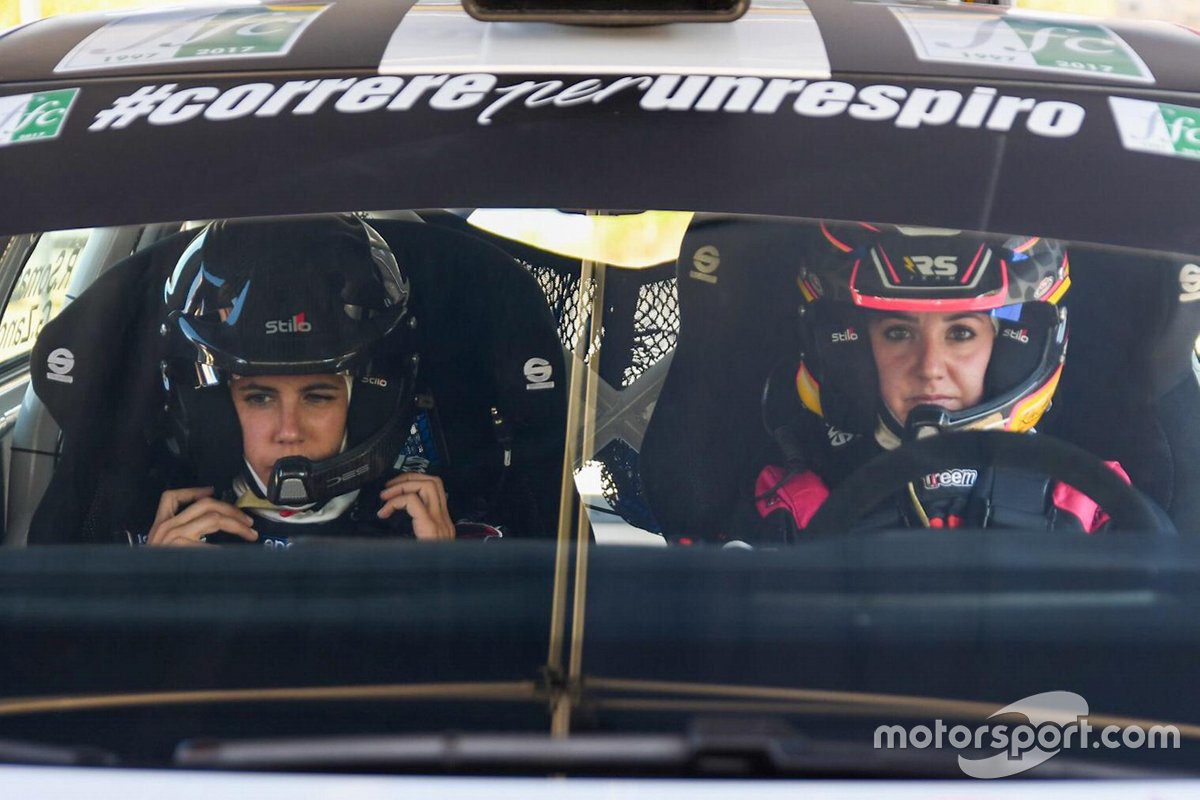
(1, 0, 1199, 256)
(1, 0, 1198, 93)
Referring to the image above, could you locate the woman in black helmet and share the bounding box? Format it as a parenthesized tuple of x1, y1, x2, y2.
(147, 215, 466, 546)
(751, 221, 1132, 540)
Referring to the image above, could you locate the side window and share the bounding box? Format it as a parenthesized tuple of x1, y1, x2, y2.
(0, 229, 90, 368)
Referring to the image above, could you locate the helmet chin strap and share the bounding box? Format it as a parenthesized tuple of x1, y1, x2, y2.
(264, 410, 406, 506)
(905, 404, 954, 440)
(235, 467, 359, 522)
(877, 402, 1013, 451)
(876, 404, 968, 450)
(876, 402, 917, 450)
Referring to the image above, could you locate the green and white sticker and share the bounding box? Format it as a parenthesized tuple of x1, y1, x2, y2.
(0, 89, 79, 147)
(1110, 96, 1200, 160)
(893, 9, 1154, 84)
(55, 4, 330, 73)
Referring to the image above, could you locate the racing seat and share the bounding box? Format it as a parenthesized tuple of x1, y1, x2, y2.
(1041, 248, 1200, 532)
(640, 215, 814, 542)
(422, 211, 682, 533)
(22, 219, 566, 544)
(640, 217, 1200, 542)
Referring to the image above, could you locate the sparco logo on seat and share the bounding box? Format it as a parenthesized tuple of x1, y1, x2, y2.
(46, 347, 75, 384)
(690, 246, 720, 284)
(524, 357, 555, 390)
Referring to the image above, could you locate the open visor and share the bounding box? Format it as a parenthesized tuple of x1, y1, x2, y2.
(903, 303, 1069, 438)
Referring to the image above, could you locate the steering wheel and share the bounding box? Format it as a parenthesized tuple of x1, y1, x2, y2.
(804, 431, 1168, 534)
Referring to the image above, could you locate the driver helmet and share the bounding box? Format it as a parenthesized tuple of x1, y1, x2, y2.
(160, 215, 419, 506)
(794, 221, 1070, 442)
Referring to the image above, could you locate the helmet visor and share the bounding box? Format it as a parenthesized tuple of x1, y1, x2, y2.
(167, 217, 410, 375)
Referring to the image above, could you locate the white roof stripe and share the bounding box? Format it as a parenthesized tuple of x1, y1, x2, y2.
(379, 0, 831, 78)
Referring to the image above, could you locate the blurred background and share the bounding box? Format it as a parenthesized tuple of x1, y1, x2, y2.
(1, 0, 1199, 30)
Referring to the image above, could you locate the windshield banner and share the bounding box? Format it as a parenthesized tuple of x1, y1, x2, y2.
(85, 74, 1087, 139)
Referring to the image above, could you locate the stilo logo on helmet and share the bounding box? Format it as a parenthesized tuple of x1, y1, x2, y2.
(1002, 327, 1030, 344)
(264, 312, 312, 334)
(794, 221, 1071, 441)
(830, 327, 858, 343)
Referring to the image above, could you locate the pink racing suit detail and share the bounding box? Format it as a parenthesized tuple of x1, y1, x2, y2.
(1051, 461, 1131, 533)
(755, 465, 830, 529)
(756, 460, 1130, 533)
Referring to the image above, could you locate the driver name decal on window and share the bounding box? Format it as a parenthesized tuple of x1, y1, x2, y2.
(55, 4, 330, 73)
(0, 89, 78, 147)
(87, 75, 1088, 140)
(893, 9, 1154, 84)
(0, 229, 90, 364)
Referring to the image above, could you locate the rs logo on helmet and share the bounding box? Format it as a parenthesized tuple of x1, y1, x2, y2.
(904, 255, 958, 277)
(265, 313, 312, 334)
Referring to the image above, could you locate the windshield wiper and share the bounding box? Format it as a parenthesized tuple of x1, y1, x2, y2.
(173, 719, 1166, 778)
(0, 737, 118, 767)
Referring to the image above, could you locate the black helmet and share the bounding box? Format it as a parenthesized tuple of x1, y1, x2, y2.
(794, 222, 1070, 441)
(161, 215, 419, 506)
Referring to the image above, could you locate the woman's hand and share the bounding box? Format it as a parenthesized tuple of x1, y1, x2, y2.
(378, 473, 456, 540)
(147, 486, 259, 546)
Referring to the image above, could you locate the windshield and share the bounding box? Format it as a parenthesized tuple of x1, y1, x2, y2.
(3, 0, 1200, 782)
(1, 208, 1197, 779)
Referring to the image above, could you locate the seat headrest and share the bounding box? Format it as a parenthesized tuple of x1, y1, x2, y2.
(32, 233, 185, 443)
